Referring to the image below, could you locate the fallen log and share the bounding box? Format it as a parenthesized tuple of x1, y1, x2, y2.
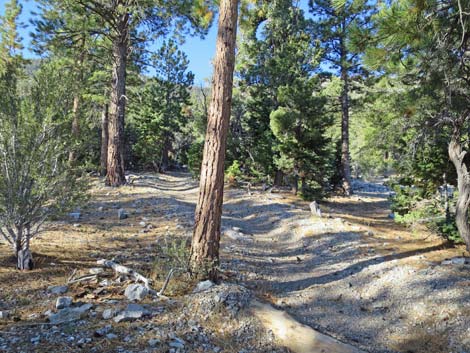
(97, 259, 151, 288)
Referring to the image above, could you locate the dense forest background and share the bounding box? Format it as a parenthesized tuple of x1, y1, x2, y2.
(1, 0, 470, 271)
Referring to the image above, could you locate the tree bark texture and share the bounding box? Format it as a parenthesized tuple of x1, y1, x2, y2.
(292, 175, 299, 195)
(340, 35, 353, 196)
(190, 0, 239, 280)
(100, 104, 109, 176)
(15, 233, 33, 270)
(274, 170, 284, 187)
(68, 38, 86, 165)
(68, 94, 81, 164)
(106, 15, 129, 187)
(448, 130, 470, 251)
(160, 136, 171, 172)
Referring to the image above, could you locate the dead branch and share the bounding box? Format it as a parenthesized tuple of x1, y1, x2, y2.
(67, 274, 98, 285)
(67, 269, 78, 283)
(157, 268, 175, 297)
(97, 259, 151, 288)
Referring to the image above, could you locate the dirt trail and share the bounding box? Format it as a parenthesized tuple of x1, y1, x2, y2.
(0, 172, 469, 353)
(218, 180, 470, 352)
(121, 175, 470, 353)
(143, 173, 469, 353)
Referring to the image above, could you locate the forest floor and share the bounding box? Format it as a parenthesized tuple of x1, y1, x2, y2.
(0, 172, 469, 353)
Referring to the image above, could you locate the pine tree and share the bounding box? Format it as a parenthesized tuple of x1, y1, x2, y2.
(0, 2, 87, 270)
(372, 0, 470, 249)
(130, 40, 194, 171)
(190, 0, 239, 280)
(0, 0, 23, 90)
(34, 1, 105, 174)
(236, 0, 332, 194)
(34, 0, 214, 186)
(309, 0, 374, 195)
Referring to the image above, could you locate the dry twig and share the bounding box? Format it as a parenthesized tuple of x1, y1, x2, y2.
(97, 259, 151, 288)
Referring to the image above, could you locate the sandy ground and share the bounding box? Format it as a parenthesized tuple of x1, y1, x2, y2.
(220, 181, 470, 353)
(0, 172, 469, 353)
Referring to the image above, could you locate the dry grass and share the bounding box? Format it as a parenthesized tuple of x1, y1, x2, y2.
(0, 176, 196, 325)
(0, 174, 468, 353)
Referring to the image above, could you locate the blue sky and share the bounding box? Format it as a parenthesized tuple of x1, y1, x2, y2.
(1, 0, 310, 85)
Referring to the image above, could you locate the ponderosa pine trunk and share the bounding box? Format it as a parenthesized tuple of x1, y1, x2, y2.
(68, 38, 86, 165)
(448, 129, 470, 251)
(106, 15, 128, 187)
(160, 136, 171, 172)
(274, 170, 284, 187)
(68, 94, 81, 164)
(301, 176, 307, 195)
(292, 175, 299, 195)
(340, 34, 353, 196)
(190, 0, 239, 281)
(100, 103, 109, 176)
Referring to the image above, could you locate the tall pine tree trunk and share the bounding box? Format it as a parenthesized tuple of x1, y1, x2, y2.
(448, 127, 470, 251)
(68, 94, 81, 164)
(274, 170, 284, 186)
(340, 36, 352, 196)
(160, 136, 171, 172)
(106, 15, 128, 187)
(68, 38, 86, 165)
(190, 0, 239, 280)
(100, 104, 109, 176)
(292, 175, 299, 195)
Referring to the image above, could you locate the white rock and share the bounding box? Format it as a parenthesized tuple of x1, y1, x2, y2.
(48, 285, 68, 295)
(89, 267, 104, 275)
(99, 279, 111, 287)
(309, 201, 322, 217)
(48, 303, 93, 324)
(442, 257, 468, 265)
(124, 284, 149, 301)
(193, 280, 214, 293)
(102, 308, 117, 320)
(223, 229, 253, 242)
(0, 311, 9, 320)
(114, 304, 146, 323)
(56, 296, 73, 309)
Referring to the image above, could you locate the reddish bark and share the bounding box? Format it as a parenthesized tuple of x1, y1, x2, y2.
(190, 0, 239, 280)
(105, 14, 129, 187)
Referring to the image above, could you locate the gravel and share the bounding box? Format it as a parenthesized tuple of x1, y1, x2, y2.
(219, 179, 470, 353)
(2, 173, 466, 353)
